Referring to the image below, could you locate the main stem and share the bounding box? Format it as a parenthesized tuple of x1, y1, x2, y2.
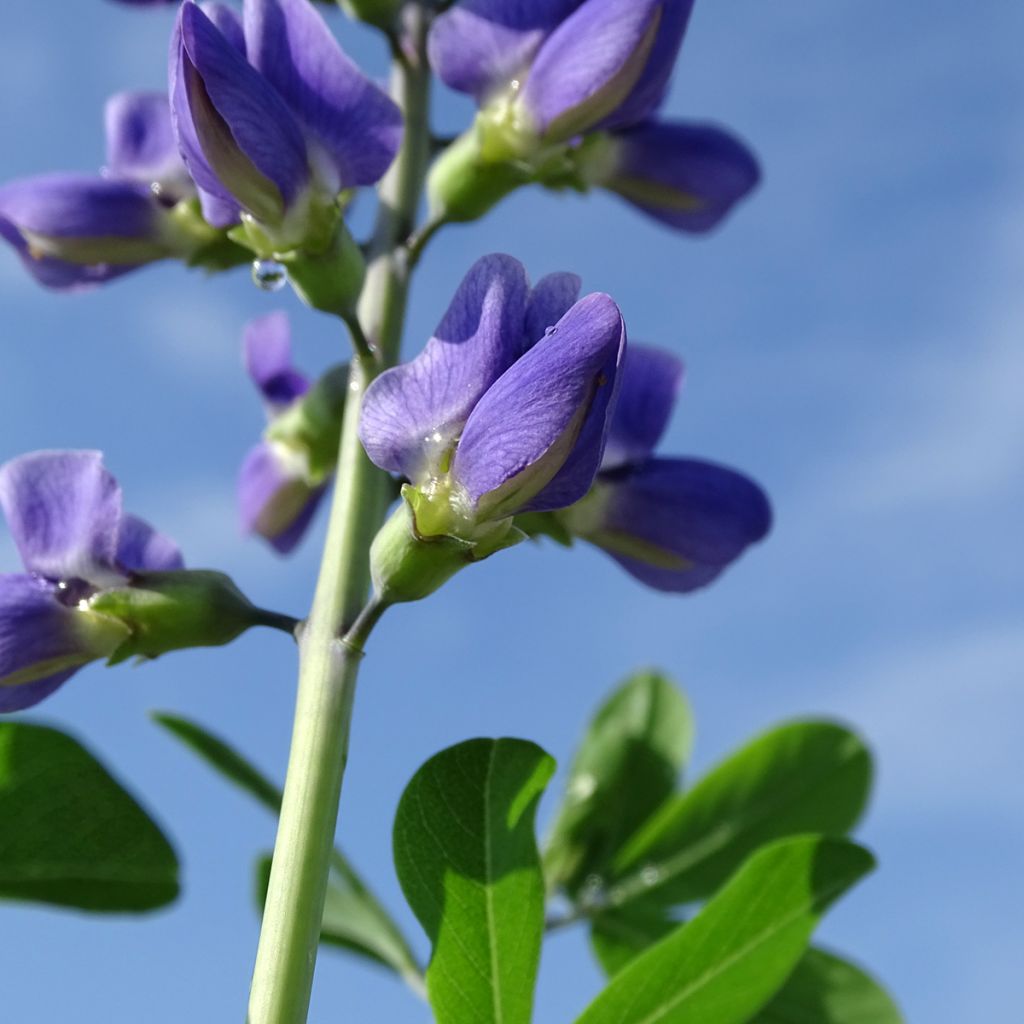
(247, 13, 431, 1024)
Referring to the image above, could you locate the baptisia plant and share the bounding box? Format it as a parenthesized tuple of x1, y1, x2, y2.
(0, 91, 236, 290)
(238, 312, 347, 553)
(0, 451, 293, 712)
(170, 0, 403, 312)
(359, 254, 626, 605)
(427, 0, 759, 230)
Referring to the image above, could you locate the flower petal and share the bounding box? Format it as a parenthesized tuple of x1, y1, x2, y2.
(177, 2, 309, 221)
(452, 292, 625, 517)
(428, 0, 583, 101)
(0, 574, 127, 708)
(599, 0, 695, 130)
(520, 0, 662, 141)
(104, 91, 190, 198)
(586, 457, 771, 592)
(202, 1, 246, 52)
(360, 254, 530, 481)
(0, 174, 161, 241)
(0, 451, 125, 586)
(525, 271, 581, 346)
(0, 215, 139, 291)
(601, 343, 683, 469)
(244, 0, 403, 189)
(239, 442, 326, 554)
(116, 516, 185, 573)
(244, 311, 309, 407)
(604, 120, 760, 232)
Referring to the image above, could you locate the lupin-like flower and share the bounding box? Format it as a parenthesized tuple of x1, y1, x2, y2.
(0, 451, 182, 711)
(239, 312, 346, 553)
(551, 345, 771, 591)
(1, 451, 286, 712)
(428, 0, 758, 231)
(0, 90, 227, 290)
(170, 0, 402, 256)
(360, 254, 626, 603)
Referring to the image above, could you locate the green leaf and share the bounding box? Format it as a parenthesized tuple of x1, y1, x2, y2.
(590, 898, 680, 977)
(546, 671, 694, 895)
(754, 947, 904, 1023)
(393, 738, 556, 1024)
(254, 854, 423, 989)
(574, 836, 875, 1024)
(151, 711, 282, 814)
(0, 721, 179, 912)
(611, 720, 872, 907)
(156, 712, 423, 986)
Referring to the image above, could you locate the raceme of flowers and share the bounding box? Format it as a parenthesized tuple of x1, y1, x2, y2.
(428, 0, 760, 231)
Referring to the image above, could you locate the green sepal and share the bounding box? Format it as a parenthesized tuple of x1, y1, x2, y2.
(369, 489, 526, 605)
(92, 570, 266, 663)
(278, 219, 366, 317)
(265, 364, 348, 482)
(515, 510, 575, 547)
(338, 0, 399, 28)
(428, 129, 533, 223)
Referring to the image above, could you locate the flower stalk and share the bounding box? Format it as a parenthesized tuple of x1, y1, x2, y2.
(246, 9, 432, 1024)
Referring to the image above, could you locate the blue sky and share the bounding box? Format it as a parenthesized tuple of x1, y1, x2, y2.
(2, 1, 1022, 1020)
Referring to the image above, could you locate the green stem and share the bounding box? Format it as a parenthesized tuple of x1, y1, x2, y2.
(247, 10, 432, 1024)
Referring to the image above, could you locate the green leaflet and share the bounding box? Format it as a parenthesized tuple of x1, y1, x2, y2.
(611, 720, 872, 907)
(0, 721, 178, 912)
(393, 738, 555, 1024)
(545, 670, 694, 896)
(755, 947, 904, 1024)
(154, 712, 421, 985)
(575, 836, 875, 1024)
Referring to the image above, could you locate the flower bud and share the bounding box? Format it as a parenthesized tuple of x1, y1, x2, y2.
(91, 570, 267, 662)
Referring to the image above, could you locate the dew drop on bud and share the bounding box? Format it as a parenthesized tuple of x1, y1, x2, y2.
(252, 259, 288, 292)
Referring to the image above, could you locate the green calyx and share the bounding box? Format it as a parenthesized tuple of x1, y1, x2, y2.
(370, 488, 526, 605)
(265, 365, 349, 483)
(90, 570, 268, 664)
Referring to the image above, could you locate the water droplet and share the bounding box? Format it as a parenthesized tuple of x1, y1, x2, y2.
(568, 773, 597, 801)
(545, 325, 558, 336)
(640, 865, 661, 887)
(252, 259, 288, 292)
(150, 181, 164, 198)
(509, 78, 521, 92)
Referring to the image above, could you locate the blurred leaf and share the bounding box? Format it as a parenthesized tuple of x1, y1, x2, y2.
(393, 738, 555, 1024)
(590, 897, 680, 977)
(546, 670, 694, 896)
(0, 721, 178, 912)
(152, 711, 281, 814)
(755, 947, 904, 1023)
(612, 720, 872, 907)
(574, 836, 875, 1024)
(157, 712, 422, 985)
(255, 854, 423, 988)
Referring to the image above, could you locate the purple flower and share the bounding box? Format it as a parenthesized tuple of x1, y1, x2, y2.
(361, 254, 625, 539)
(170, 0, 402, 242)
(556, 346, 771, 591)
(427, 0, 758, 232)
(238, 312, 341, 553)
(0, 91, 222, 290)
(0, 451, 183, 712)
